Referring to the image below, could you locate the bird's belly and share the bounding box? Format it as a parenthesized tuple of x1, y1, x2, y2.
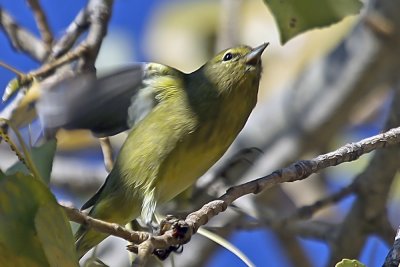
(156, 122, 239, 204)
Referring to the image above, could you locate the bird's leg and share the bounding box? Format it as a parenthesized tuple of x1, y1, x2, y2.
(127, 216, 191, 260)
(151, 215, 190, 260)
(157, 214, 179, 235)
(157, 214, 190, 240)
(99, 137, 114, 172)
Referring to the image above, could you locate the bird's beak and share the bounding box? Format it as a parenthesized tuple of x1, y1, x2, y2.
(246, 43, 269, 66)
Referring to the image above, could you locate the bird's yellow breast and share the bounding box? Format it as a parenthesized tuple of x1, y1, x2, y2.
(155, 84, 258, 204)
(114, 72, 258, 220)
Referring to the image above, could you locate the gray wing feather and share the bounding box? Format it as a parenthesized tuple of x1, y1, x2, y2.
(37, 64, 155, 137)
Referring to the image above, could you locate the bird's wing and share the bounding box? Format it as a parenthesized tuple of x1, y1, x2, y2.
(80, 181, 105, 210)
(37, 64, 158, 137)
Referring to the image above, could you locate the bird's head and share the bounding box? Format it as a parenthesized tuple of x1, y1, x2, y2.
(200, 43, 268, 95)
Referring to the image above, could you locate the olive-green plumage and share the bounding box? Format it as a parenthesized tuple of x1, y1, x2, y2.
(47, 43, 267, 259)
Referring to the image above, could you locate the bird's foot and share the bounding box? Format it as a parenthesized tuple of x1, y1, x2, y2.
(158, 215, 179, 235)
(127, 215, 191, 261)
(151, 215, 190, 260)
(153, 244, 184, 260)
(159, 215, 190, 239)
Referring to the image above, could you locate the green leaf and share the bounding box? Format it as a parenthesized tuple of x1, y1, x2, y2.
(35, 203, 78, 267)
(263, 0, 363, 44)
(335, 259, 366, 267)
(0, 173, 78, 267)
(6, 140, 57, 184)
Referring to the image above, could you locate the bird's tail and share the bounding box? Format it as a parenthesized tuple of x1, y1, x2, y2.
(74, 202, 141, 259)
(74, 175, 143, 259)
(75, 226, 109, 259)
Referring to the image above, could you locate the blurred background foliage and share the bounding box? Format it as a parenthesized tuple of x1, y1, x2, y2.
(1, 0, 398, 266)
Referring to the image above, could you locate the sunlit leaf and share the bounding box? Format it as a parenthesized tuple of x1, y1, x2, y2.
(335, 259, 366, 267)
(2, 78, 22, 102)
(263, 0, 363, 44)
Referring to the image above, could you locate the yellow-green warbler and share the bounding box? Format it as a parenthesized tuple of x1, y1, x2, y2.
(37, 43, 268, 259)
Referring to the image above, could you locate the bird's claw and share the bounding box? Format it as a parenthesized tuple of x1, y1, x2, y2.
(171, 220, 189, 240)
(154, 244, 184, 260)
(150, 215, 190, 260)
(158, 214, 180, 234)
(159, 215, 189, 240)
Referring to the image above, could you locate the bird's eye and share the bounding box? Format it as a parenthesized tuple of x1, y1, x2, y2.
(223, 52, 233, 61)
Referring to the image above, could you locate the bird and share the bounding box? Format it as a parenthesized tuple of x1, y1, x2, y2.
(37, 42, 268, 259)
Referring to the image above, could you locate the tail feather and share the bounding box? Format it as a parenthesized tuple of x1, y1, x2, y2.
(75, 227, 109, 259)
(74, 171, 143, 259)
(74, 199, 142, 259)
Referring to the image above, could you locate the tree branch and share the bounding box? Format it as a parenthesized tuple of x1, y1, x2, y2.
(77, 0, 113, 71)
(62, 126, 400, 265)
(63, 205, 149, 244)
(12, 0, 113, 85)
(50, 9, 89, 59)
(0, 8, 48, 61)
(26, 0, 53, 48)
(1, 0, 114, 119)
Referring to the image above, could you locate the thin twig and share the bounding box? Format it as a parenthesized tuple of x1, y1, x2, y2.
(5, 44, 89, 93)
(76, 0, 113, 71)
(26, 0, 53, 47)
(0, 125, 27, 167)
(50, 9, 89, 58)
(0, 61, 24, 76)
(0, 119, 42, 180)
(0, 8, 48, 61)
(280, 183, 356, 223)
(32, 44, 89, 77)
(2, 0, 114, 97)
(63, 205, 149, 244)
